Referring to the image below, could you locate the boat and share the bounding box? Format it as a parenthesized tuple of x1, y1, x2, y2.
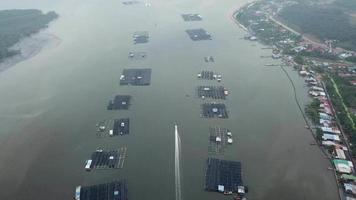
(224, 191, 233, 195)
(85, 160, 92, 171)
(75, 186, 81, 200)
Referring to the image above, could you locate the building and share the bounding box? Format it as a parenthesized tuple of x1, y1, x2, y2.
(333, 159, 354, 174)
(322, 133, 340, 142)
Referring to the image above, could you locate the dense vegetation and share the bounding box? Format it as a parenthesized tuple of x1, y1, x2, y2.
(305, 98, 320, 124)
(325, 77, 356, 154)
(332, 74, 356, 109)
(0, 9, 58, 62)
(236, 3, 301, 46)
(279, 4, 356, 51)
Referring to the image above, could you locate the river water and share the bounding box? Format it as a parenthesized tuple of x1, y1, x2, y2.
(0, 0, 339, 199)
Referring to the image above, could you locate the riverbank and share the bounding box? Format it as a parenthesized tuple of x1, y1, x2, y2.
(232, 1, 356, 199)
(0, 9, 58, 73)
(0, 31, 61, 73)
(0, 0, 340, 199)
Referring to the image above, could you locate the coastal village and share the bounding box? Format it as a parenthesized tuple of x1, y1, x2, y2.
(236, 0, 356, 199)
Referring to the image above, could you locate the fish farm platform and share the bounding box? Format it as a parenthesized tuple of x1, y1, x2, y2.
(107, 95, 131, 110)
(208, 127, 233, 154)
(75, 180, 128, 200)
(186, 29, 212, 41)
(112, 118, 130, 136)
(85, 147, 127, 170)
(198, 86, 228, 100)
(201, 103, 228, 118)
(205, 158, 246, 196)
(128, 51, 147, 60)
(204, 56, 214, 62)
(182, 14, 202, 21)
(122, 0, 139, 5)
(197, 71, 221, 82)
(120, 68, 151, 86)
(133, 31, 149, 44)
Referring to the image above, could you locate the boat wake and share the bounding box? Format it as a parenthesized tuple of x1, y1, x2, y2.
(175, 125, 182, 200)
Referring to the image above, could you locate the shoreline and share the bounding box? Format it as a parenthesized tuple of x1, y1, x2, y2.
(228, 1, 256, 32)
(230, 3, 345, 200)
(0, 31, 61, 73)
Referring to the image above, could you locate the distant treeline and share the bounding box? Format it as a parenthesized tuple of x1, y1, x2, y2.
(0, 9, 58, 62)
(279, 3, 356, 51)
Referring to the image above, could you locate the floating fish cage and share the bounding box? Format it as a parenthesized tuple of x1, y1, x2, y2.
(197, 86, 228, 100)
(120, 68, 151, 86)
(197, 70, 221, 81)
(133, 31, 149, 44)
(128, 51, 147, 60)
(112, 118, 130, 136)
(75, 180, 128, 200)
(204, 56, 214, 62)
(122, 0, 139, 5)
(208, 127, 233, 154)
(201, 103, 228, 118)
(84, 147, 127, 171)
(107, 95, 131, 110)
(181, 14, 202, 21)
(205, 158, 247, 197)
(186, 29, 212, 41)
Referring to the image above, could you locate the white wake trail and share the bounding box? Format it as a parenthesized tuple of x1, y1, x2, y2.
(175, 125, 182, 200)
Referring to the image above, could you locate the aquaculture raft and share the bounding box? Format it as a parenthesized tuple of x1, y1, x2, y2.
(204, 56, 214, 62)
(75, 180, 128, 200)
(112, 118, 130, 136)
(201, 103, 228, 118)
(122, 0, 139, 5)
(181, 14, 202, 21)
(128, 51, 147, 60)
(208, 127, 233, 154)
(186, 29, 212, 41)
(198, 86, 228, 99)
(85, 147, 127, 170)
(120, 68, 151, 86)
(197, 70, 221, 81)
(107, 95, 131, 110)
(205, 158, 245, 194)
(133, 31, 149, 44)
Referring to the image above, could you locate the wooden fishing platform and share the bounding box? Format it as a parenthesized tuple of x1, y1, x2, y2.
(120, 68, 151, 86)
(201, 103, 228, 118)
(128, 51, 147, 60)
(181, 14, 202, 21)
(197, 86, 228, 100)
(197, 70, 221, 81)
(208, 127, 232, 154)
(186, 29, 212, 41)
(85, 147, 127, 171)
(107, 95, 131, 110)
(205, 158, 247, 196)
(133, 31, 149, 44)
(75, 180, 128, 200)
(204, 56, 214, 62)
